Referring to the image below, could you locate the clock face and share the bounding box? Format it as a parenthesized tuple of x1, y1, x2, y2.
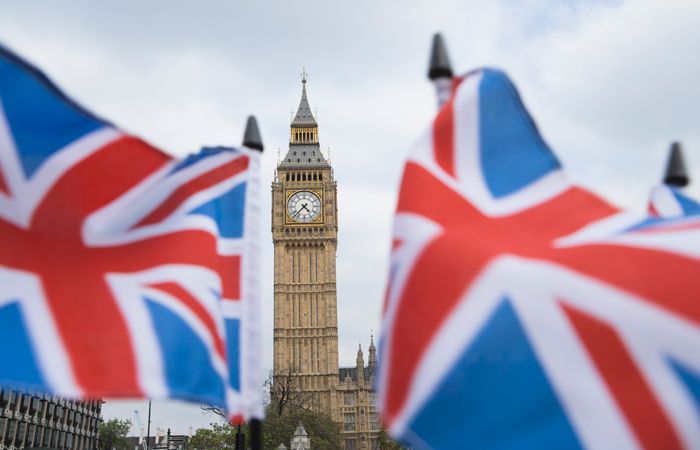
(287, 191, 322, 223)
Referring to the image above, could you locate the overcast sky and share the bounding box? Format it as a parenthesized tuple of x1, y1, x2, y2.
(1, 0, 699, 436)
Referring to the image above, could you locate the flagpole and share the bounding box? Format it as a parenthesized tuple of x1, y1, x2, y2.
(428, 33, 454, 108)
(242, 115, 263, 450)
(146, 399, 152, 450)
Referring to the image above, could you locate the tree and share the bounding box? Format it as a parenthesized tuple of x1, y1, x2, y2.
(189, 423, 239, 450)
(378, 428, 407, 450)
(99, 418, 131, 450)
(268, 367, 311, 416)
(198, 370, 338, 450)
(261, 404, 341, 450)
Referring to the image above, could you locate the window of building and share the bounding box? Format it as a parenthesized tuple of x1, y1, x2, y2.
(371, 439, 381, 450)
(0, 418, 6, 439)
(7, 390, 17, 408)
(18, 422, 27, 446)
(20, 394, 30, 411)
(0, 389, 10, 407)
(344, 413, 356, 432)
(344, 392, 355, 406)
(27, 424, 36, 446)
(370, 412, 380, 431)
(7, 419, 16, 441)
(43, 428, 51, 447)
(345, 438, 356, 450)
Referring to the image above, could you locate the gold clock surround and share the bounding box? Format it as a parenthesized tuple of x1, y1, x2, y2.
(285, 188, 324, 225)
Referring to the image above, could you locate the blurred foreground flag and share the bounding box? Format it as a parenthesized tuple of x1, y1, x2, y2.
(648, 143, 699, 219)
(648, 184, 700, 218)
(0, 45, 262, 421)
(378, 68, 700, 449)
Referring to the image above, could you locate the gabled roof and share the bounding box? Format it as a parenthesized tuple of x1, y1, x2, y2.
(294, 422, 308, 437)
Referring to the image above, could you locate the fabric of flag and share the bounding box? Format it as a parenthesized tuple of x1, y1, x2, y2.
(0, 44, 263, 421)
(378, 68, 700, 449)
(648, 184, 700, 218)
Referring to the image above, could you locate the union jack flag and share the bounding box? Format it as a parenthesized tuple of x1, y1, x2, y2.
(649, 184, 700, 218)
(378, 68, 700, 449)
(0, 45, 262, 421)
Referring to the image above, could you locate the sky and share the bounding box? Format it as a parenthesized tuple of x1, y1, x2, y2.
(1, 0, 699, 436)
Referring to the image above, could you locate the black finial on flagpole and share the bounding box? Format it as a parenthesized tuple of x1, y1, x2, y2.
(428, 33, 453, 80)
(664, 141, 689, 187)
(243, 115, 264, 152)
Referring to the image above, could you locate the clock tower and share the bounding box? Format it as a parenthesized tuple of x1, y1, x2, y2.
(272, 73, 339, 414)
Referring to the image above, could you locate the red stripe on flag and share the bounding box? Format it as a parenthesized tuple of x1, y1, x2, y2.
(648, 202, 659, 217)
(220, 255, 241, 300)
(0, 170, 8, 194)
(562, 303, 683, 450)
(31, 136, 171, 237)
(432, 96, 456, 177)
(42, 270, 142, 395)
(148, 282, 226, 359)
(137, 155, 249, 227)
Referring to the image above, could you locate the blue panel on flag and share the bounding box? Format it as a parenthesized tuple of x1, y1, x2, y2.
(0, 302, 46, 388)
(672, 189, 700, 216)
(0, 51, 104, 178)
(670, 359, 700, 416)
(478, 70, 561, 198)
(407, 299, 581, 450)
(225, 318, 241, 391)
(190, 182, 246, 238)
(145, 299, 226, 407)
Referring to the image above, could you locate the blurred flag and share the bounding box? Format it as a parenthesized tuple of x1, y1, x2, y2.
(0, 44, 262, 421)
(378, 68, 700, 449)
(648, 184, 700, 218)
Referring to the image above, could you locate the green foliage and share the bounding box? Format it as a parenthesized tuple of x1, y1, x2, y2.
(189, 423, 243, 450)
(378, 428, 407, 450)
(99, 418, 132, 450)
(262, 405, 341, 450)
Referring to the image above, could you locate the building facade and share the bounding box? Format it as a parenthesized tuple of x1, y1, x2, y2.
(0, 388, 101, 450)
(272, 75, 379, 450)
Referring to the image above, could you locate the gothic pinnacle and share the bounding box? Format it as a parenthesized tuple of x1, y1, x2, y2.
(243, 115, 264, 152)
(663, 142, 689, 187)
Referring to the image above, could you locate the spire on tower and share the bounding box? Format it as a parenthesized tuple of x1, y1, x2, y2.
(368, 334, 377, 369)
(291, 69, 317, 127)
(278, 72, 329, 169)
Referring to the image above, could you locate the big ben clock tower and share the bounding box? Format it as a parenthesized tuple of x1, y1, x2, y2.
(272, 73, 339, 414)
